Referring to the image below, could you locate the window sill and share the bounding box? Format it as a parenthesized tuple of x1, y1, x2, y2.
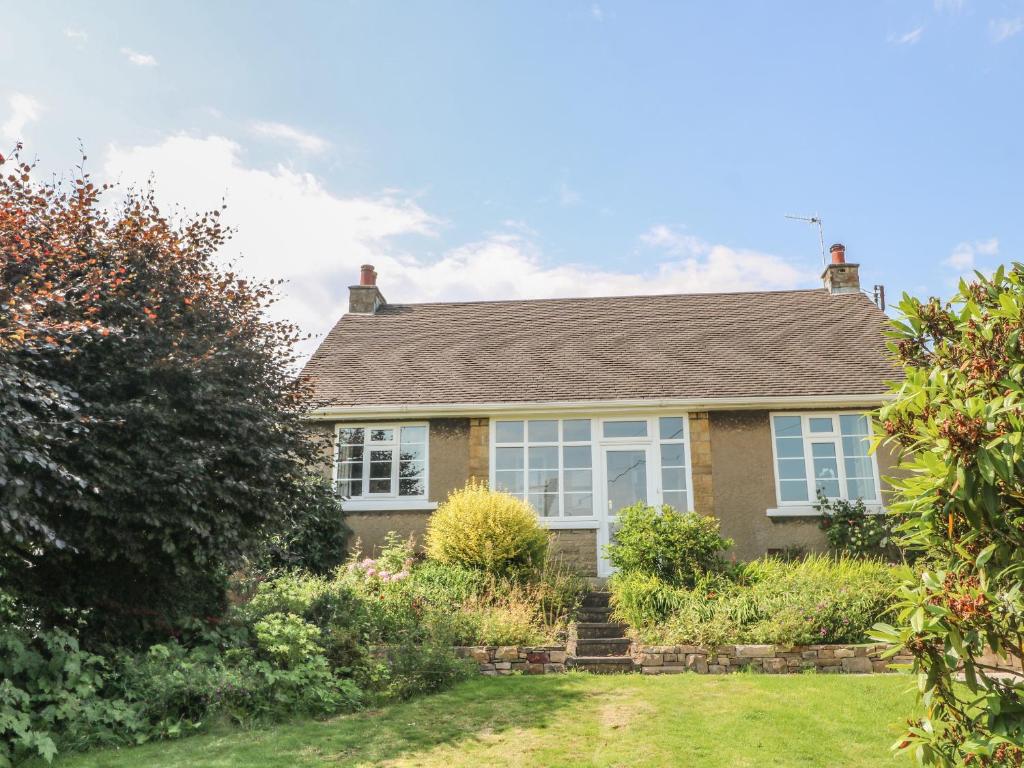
(539, 519, 600, 530)
(341, 499, 438, 513)
(766, 505, 886, 518)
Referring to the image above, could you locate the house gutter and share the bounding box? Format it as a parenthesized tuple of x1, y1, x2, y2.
(303, 392, 894, 421)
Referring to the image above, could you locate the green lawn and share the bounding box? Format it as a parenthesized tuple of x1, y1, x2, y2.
(52, 673, 916, 768)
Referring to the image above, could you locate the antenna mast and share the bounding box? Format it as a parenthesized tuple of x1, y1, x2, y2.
(784, 214, 826, 267)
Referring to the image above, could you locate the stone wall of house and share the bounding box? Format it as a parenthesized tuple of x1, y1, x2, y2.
(632, 642, 910, 674)
(453, 645, 568, 675)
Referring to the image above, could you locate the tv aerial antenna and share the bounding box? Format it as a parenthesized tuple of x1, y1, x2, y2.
(784, 214, 826, 267)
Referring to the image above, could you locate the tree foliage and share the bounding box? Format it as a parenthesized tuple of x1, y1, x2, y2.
(874, 264, 1024, 766)
(0, 147, 338, 643)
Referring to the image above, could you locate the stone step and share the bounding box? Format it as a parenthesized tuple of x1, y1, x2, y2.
(575, 638, 632, 657)
(575, 622, 627, 639)
(577, 606, 613, 623)
(568, 655, 636, 674)
(581, 591, 611, 609)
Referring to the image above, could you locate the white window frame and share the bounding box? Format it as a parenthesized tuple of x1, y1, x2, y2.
(488, 412, 695, 529)
(767, 411, 883, 517)
(333, 422, 431, 508)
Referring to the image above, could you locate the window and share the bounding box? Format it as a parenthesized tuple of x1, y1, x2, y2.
(770, 413, 878, 505)
(658, 416, 689, 511)
(335, 424, 428, 499)
(494, 419, 594, 518)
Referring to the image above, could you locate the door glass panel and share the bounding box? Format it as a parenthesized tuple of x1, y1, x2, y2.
(606, 449, 648, 513)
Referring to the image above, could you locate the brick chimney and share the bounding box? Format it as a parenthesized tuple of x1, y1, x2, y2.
(821, 243, 861, 295)
(348, 264, 387, 314)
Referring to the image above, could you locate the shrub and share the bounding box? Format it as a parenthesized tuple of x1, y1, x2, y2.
(243, 572, 329, 621)
(611, 555, 905, 648)
(871, 265, 1024, 763)
(814, 492, 899, 560)
(425, 482, 549, 579)
(606, 503, 733, 587)
(253, 477, 351, 575)
(252, 613, 324, 668)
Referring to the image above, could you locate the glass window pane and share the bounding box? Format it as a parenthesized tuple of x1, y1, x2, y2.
(337, 427, 364, 445)
(399, 459, 424, 479)
(603, 420, 648, 438)
(839, 414, 870, 436)
(370, 428, 394, 442)
(338, 480, 362, 497)
(659, 417, 685, 440)
(399, 476, 424, 496)
(337, 445, 363, 462)
(528, 446, 558, 470)
(528, 420, 559, 443)
(528, 470, 559, 494)
(773, 415, 802, 438)
(809, 417, 834, 433)
(370, 459, 392, 479)
(564, 493, 593, 516)
(661, 467, 687, 491)
(400, 425, 427, 444)
(663, 490, 688, 511)
(495, 420, 524, 443)
(563, 445, 592, 469)
(844, 456, 874, 479)
(564, 468, 592, 492)
(811, 442, 837, 459)
(606, 449, 649, 512)
(660, 443, 686, 466)
(777, 458, 807, 480)
(496, 447, 524, 471)
(775, 437, 805, 459)
(816, 478, 841, 498)
(529, 493, 559, 517)
(398, 443, 425, 462)
(846, 477, 877, 501)
(494, 470, 524, 494)
(563, 419, 591, 442)
(337, 460, 362, 481)
(369, 479, 392, 494)
(779, 479, 809, 502)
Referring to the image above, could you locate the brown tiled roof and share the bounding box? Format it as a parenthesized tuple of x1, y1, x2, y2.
(302, 289, 899, 408)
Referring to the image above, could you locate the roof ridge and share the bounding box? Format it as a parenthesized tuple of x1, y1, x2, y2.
(378, 287, 834, 310)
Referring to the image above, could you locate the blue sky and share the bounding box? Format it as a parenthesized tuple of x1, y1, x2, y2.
(3, 1, 1022, 351)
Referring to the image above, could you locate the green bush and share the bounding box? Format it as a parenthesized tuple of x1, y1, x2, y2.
(606, 503, 733, 587)
(425, 482, 549, 579)
(611, 554, 906, 648)
(814, 493, 900, 560)
(252, 613, 325, 668)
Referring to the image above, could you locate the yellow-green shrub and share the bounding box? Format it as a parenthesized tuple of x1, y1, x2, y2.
(425, 481, 548, 579)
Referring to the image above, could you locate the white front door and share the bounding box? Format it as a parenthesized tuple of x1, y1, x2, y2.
(597, 444, 656, 577)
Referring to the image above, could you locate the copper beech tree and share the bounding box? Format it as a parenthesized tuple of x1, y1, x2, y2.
(0, 147, 337, 643)
(874, 264, 1024, 766)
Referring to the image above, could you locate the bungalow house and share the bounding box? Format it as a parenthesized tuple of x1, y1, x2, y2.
(301, 244, 898, 576)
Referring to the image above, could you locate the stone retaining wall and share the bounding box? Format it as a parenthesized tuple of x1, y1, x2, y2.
(632, 642, 911, 674)
(453, 645, 568, 675)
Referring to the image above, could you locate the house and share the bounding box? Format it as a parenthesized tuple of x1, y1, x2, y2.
(301, 244, 899, 576)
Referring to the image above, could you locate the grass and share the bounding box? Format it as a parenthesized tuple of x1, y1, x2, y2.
(50, 673, 916, 768)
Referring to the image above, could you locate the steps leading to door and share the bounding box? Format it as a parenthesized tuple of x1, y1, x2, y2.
(567, 590, 635, 673)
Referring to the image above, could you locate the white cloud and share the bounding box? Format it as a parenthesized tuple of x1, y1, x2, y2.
(2, 93, 42, 145)
(102, 135, 813, 359)
(945, 237, 999, 271)
(934, 0, 965, 13)
(249, 121, 330, 154)
(590, 4, 605, 22)
(120, 47, 158, 66)
(890, 27, 924, 45)
(64, 28, 88, 44)
(991, 18, 1024, 43)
